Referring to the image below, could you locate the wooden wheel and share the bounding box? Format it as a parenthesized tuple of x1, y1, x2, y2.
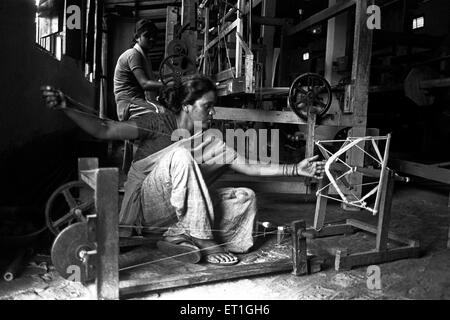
(45, 181, 94, 235)
(288, 73, 332, 121)
(158, 54, 197, 85)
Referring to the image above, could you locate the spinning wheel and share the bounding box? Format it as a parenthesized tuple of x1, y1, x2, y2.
(158, 54, 197, 85)
(288, 73, 332, 120)
(45, 181, 94, 235)
(51, 222, 96, 282)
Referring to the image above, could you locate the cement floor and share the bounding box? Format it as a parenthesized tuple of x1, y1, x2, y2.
(0, 185, 449, 300)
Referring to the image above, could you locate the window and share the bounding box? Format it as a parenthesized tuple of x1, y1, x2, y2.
(412, 16, 425, 30)
(35, 0, 65, 60)
(303, 52, 310, 61)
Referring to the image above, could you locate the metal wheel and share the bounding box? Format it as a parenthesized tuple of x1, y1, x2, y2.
(45, 181, 94, 235)
(158, 54, 197, 85)
(288, 73, 332, 121)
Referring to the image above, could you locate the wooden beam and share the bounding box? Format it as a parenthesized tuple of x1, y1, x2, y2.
(214, 107, 307, 124)
(105, 0, 177, 7)
(203, 20, 238, 53)
(335, 246, 421, 271)
(287, 0, 356, 36)
(420, 77, 450, 89)
(390, 160, 450, 185)
(120, 260, 294, 296)
(346, 219, 418, 246)
(252, 15, 292, 26)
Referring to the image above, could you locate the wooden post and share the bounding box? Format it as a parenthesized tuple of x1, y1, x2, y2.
(291, 220, 308, 276)
(165, 6, 178, 59)
(181, 0, 197, 63)
(345, 0, 374, 201)
(95, 168, 119, 300)
(277, 26, 289, 86)
(202, 7, 210, 74)
(325, 0, 348, 85)
(235, 0, 245, 77)
(447, 225, 450, 249)
(261, 0, 276, 88)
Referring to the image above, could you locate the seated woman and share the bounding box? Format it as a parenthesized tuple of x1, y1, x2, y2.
(41, 75, 325, 266)
(113, 19, 165, 121)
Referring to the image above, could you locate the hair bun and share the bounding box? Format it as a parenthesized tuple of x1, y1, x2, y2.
(158, 84, 182, 113)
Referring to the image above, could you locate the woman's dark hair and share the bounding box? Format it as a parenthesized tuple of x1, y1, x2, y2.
(159, 75, 217, 114)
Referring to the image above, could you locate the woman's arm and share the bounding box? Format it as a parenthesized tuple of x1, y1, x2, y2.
(41, 87, 139, 141)
(133, 68, 164, 91)
(230, 154, 325, 179)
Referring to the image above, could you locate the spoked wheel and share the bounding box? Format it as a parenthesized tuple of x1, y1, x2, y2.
(158, 54, 197, 85)
(288, 73, 332, 121)
(45, 181, 95, 235)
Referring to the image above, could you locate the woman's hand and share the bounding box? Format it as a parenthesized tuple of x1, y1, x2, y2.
(40, 86, 67, 110)
(296, 155, 326, 179)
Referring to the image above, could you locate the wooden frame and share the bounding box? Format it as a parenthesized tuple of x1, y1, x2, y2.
(305, 161, 421, 270)
(77, 158, 314, 299)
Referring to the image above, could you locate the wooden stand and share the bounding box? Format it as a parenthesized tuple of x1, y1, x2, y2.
(76, 158, 317, 299)
(307, 168, 421, 271)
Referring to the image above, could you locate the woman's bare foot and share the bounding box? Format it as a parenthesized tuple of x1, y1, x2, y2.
(191, 238, 239, 265)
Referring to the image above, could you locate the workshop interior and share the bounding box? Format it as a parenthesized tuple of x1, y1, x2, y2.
(0, 0, 449, 300)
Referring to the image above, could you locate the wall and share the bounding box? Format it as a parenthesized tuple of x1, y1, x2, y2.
(0, 0, 97, 206)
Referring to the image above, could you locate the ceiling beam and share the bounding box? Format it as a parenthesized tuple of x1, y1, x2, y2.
(287, 0, 356, 36)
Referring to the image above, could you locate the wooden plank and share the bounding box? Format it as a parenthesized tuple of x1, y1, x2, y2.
(287, 0, 356, 36)
(119, 260, 294, 296)
(346, 219, 418, 247)
(95, 168, 119, 300)
(335, 246, 421, 271)
(390, 160, 450, 185)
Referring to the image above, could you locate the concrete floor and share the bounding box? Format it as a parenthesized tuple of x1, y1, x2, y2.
(0, 184, 449, 300)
